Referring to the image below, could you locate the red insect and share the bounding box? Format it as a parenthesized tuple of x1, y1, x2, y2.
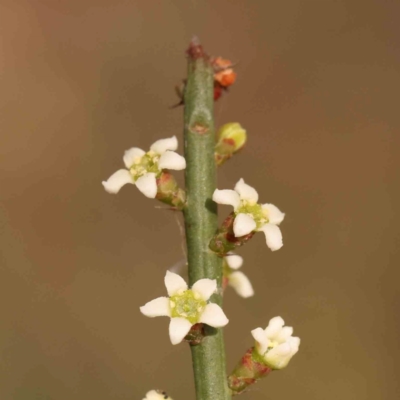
(172, 56, 237, 107)
(212, 57, 237, 86)
(212, 57, 237, 101)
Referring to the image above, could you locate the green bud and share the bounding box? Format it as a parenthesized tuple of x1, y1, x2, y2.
(218, 123, 247, 149)
(215, 123, 247, 166)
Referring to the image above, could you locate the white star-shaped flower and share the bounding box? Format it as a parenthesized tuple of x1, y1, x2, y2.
(224, 253, 254, 298)
(143, 390, 172, 400)
(140, 271, 229, 345)
(251, 316, 300, 369)
(102, 136, 186, 198)
(212, 178, 285, 251)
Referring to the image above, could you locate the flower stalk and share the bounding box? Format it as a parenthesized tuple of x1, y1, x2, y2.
(182, 38, 231, 400)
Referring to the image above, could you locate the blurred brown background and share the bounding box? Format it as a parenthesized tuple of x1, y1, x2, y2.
(1, 1, 399, 399)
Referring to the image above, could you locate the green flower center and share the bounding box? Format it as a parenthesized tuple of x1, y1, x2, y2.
(236, 201, 268, 229)
(129, 151, 161, 181)
(169, 290, 207, 324)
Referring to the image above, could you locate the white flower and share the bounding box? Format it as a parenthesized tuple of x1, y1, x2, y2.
(143, 390, 172, 400)
(212, 178, 285, 251)
(140, 271, 229, 345)
(102, 136, 186, 198)
(251, 316, 300, 369)
(224, 253, 254, 298)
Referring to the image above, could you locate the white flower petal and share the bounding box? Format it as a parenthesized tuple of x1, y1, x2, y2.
(150, 136, 178, 154)
(251, 327, 269, 355)
(234, 178, 259, 203)
(169, 317, 192, 345)
(251, 327, 266, 344)
(273, 342, 293, 356)
(123, 147, 145, 168)
(143, 390, 166, 400)
(135, 173, 158, 198)
(229, 271, 254, 298)
(140, 297, 171, 317)
(288, 336, 301, 355)
(192, 279, 217, 301)
(147, 391, 172, 400)
(276, 326, 294, 342)
(265, 316, 285, 338)
(102, 169, 134, 194)
(262, 203, 285, 225)
(143, 390, 157, 400)
(158, 151, 186, 170)
(212, 189, 240, 209)
(259, 224, 283, 251)
(233, 213, 256, 237)
(265, 337, 300, 369)
(266, 343, 293, 369)
(145, 391, 172, 400)
(199, 303, 229, 327)
(224, 253, 243, 270)
(165, 271, 188, 296)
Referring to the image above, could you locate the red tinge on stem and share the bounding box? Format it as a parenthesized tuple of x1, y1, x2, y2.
(186, 36, 207, 60)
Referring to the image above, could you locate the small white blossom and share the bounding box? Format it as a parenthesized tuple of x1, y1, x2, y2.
(140, 271, 229, 345)
(102, 136, 186, 198)
(251, 316, 300, 369)
(143, 390, 172, 400)
(213, 178, 285, 251)
(223, 253, 254, 298)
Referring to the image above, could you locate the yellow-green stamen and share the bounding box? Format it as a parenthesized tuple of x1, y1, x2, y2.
(236, 202, 268, 229)
(170, 290, 207, 324)
(129, 151, 161, 181)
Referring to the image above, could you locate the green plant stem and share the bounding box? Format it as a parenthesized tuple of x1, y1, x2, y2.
(183, 39, 230, 400)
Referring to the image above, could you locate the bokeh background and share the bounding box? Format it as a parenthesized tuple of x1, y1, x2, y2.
(1, 1, 399, 399)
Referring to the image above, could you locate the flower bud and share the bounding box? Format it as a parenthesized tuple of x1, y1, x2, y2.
(218, 123, 247, 149)
(215, 123, 247, 165)
(155, 171, 186, 210)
